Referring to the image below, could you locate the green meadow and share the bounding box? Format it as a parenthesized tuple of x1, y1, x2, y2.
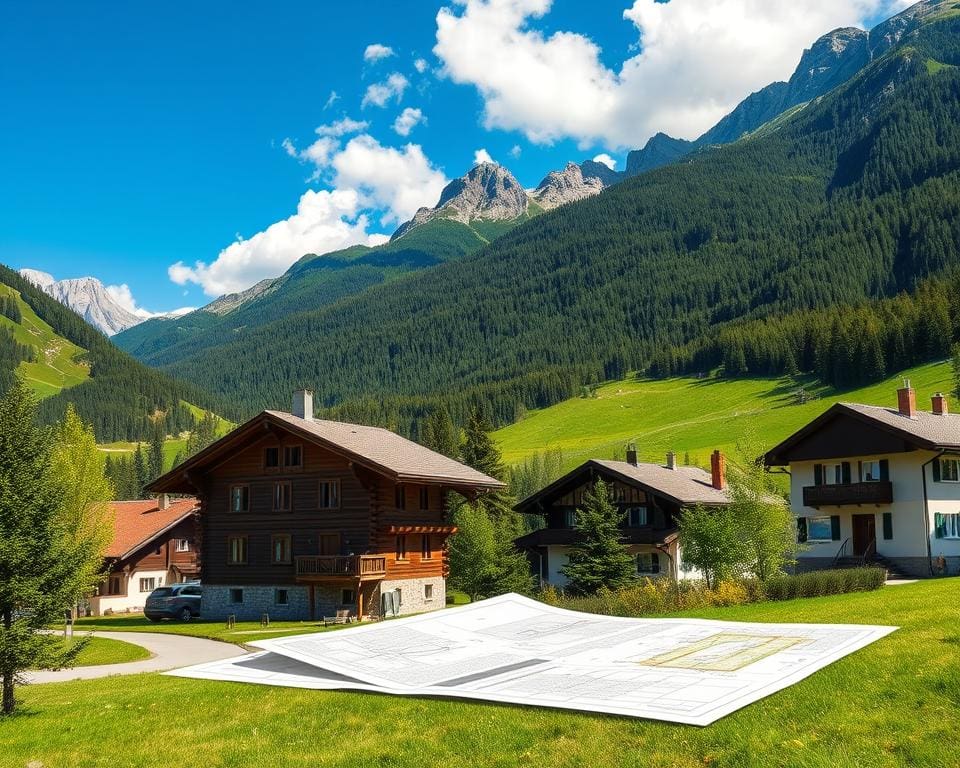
(0, 284, 89, 397)
(6, 580, 959, 768)
(494, 361, 954, 470)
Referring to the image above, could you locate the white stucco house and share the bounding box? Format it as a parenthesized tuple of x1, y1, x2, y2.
(765, 383, 960, 577)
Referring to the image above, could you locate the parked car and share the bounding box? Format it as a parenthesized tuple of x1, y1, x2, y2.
(144, 583, 202, 621)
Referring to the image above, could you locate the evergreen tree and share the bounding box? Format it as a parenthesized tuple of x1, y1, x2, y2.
(448, 504, 532, 602)
(951, 342, 960, 400)
(185, 410, 219, 458)
(423, 407, 458, 458)
(147, 423, 165, 482)
(0, 381, 112, 714)
(561, 479, 637, 595)
(133, 445, 148, 499)
(459, 408, 518, 525)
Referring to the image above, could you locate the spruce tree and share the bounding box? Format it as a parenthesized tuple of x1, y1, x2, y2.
(147, 423, 165, 482)
(561, 479, 636, 595)
(423, 407, 458, 459)
(133, 445, 148, 498)
(0, 382, 112, 714)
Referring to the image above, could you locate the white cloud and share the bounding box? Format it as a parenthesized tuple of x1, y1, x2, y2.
(105, 283, 195, 319)
(393, 107, 426, 136)
(434, 0, 908, 147)
(362, 72, 410, 108)
(281, 137, 298, 158)
(168, 189, 389, 297)
(509, 144, 522, 158)
(315, 117, 370, 137)
(473, 148, 494, 165)
(323, 90, 340, 110)
(330, 135, 448, 224)
(592, 153, 616, 170)
(364, 43, 395, 62)
(414, 57, 430, 73)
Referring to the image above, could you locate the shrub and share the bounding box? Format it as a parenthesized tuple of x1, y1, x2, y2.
(764, 567, 885, 602)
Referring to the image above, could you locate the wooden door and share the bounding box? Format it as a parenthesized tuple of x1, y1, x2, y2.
(852, 514, 875, 556)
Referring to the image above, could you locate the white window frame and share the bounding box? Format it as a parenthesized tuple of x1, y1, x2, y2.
(139, 577, 156, 593)
(424, 583, 434, 601)
(823, 464, 843, 485)
(175, 538, 190, 552)
(807, 516, 833, 542)
(861, 460, 881, 483)
(941, 458, 960, 483)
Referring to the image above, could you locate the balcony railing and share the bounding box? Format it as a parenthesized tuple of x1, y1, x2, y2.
(295, 555, 387, 580)
(803, 481, 893, 508)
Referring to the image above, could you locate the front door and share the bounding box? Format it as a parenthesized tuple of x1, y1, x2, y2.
(852, 514, 876, 557)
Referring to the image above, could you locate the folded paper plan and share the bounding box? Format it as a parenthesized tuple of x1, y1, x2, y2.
(167, 593, 896, 726)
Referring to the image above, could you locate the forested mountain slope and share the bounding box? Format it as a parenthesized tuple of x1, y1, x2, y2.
(152, 9, 960, 434)
(0, 265, 226, 441)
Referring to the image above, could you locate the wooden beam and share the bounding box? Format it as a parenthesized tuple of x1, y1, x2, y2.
(357, 581, 364, 622)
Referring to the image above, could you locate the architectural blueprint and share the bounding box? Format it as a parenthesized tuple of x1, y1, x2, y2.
(167, 593, 896, 725)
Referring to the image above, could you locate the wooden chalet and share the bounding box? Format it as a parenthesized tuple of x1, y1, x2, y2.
(515, 449, 731, 585)
(88, 497, 199, 616)
(146, 390, 503, 620)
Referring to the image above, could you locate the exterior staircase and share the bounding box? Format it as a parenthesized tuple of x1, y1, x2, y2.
(831, 537, 912, 579)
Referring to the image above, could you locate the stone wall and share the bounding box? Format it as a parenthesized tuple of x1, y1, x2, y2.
(376, 577, 445, 617)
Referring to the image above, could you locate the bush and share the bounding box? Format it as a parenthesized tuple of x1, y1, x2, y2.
(539, 567, 886, 617)
(764, 567, 886, 601)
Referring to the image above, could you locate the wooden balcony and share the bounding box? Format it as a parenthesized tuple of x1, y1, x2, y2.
(803, 481, 893, 508)
(295, 555, 387, 581)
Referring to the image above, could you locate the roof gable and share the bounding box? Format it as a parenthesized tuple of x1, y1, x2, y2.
(106, 499, 197, 560)
(515, 459, 729, 514)
(765, 402, 960, 465)
(147, 410, 504, 494)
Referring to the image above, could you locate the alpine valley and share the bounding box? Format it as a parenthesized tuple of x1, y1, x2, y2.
(11, 0, 960, 445)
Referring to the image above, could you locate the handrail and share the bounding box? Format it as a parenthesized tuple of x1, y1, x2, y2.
(860, 538, 877, 566)
(831, 538, 850, 567)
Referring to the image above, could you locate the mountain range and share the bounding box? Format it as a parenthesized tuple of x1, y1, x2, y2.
(19, 269, 191, 336)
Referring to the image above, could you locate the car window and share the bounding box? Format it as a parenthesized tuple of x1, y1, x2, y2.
(181, 586, 201, 596)
(151, 588, 174, 597)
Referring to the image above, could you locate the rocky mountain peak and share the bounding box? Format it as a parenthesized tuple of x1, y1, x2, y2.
(393, 162, 530, 240)
(19, 269, 143, 336)
(531, 162, 606, 210)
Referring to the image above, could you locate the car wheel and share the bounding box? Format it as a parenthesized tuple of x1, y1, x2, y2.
(147, 615, 161, 622)
(179, 606, 192, 621)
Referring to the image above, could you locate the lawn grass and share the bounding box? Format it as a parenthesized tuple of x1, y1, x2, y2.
(7, 579, 960, 767)
(61, 635, 152, 666)
(72, 614, 353, 645)
(494, 360, 953, 471)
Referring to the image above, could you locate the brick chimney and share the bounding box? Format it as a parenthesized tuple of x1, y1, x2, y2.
(897, 380, 916, 419)
(710, 450, 726, 491)
(625, 443, 638, 466)
(666, 451, 677, 470)
(933, 392, 949, 416)
(292, 389, 314, 421)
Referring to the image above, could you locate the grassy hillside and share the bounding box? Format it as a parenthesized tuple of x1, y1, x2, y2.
(0, 265, 228, 442)
(0, 283, 89, 397)
(494, 360, 953, 470)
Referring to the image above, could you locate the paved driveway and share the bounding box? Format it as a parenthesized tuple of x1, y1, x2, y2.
(26, 631, 245, 684)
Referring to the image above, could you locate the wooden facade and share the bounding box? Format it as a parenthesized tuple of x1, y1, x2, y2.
(147, 405, 501, 619)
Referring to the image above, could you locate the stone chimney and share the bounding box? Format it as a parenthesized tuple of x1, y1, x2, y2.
(158, 493, 170, 511)
(666, 451, 677, 470)
(626, 442, 638, 467)
(933, 392, 949, 416)
(710, 450, 726, 491)
(292, 389, 314, 421)
(897, 380, 916, 419)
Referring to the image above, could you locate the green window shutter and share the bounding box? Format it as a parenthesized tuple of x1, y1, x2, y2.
(879, 459, 889, 481)
(841, 462, 851, 484)
(830, 516, 841, 541)
(797, 517, 808, 543)
(882, 512, 893, 540)
(813, 464, 823, 486)
(935, 512, 946, 539)
(933, 459, 941, 482)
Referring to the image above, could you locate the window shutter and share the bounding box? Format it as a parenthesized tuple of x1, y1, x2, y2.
(830, 516, 841, 541)
(841, 462, 851, 484)
(935, 512, 946, 539)
(651, 553, 660, 574)
(882, 512, 893, 541)
(797, 517, 808, 543)
(933, 459, 942, 482)
(879, 459, 889, 481)
(814, 464, 823, 486)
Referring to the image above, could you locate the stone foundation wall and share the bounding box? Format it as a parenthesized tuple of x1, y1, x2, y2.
(376, 577, 445, 617)
(201, 585, 314, 621)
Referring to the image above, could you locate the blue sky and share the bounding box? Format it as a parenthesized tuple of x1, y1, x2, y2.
(0, 0, 910, 313)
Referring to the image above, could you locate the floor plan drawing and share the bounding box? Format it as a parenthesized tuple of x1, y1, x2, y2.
(167, 593, 896, 725)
